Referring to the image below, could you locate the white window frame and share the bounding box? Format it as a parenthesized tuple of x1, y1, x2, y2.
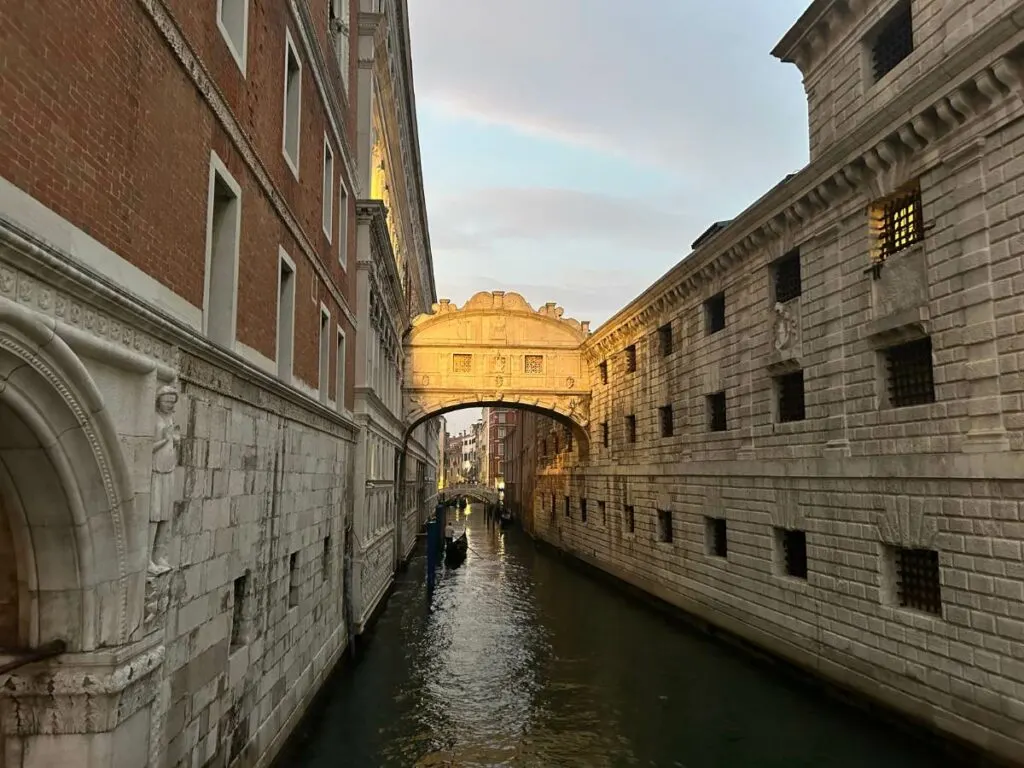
(276, 247, 297, 383)
(282, 28, 302, 178)
(338, 179, 349, 270)
(202, 151, 242, 348)
(319, 304, 332, 404)
(216, 0, 250, 75)
(336, 327, 347, 412)
(322, 135, 334, 242)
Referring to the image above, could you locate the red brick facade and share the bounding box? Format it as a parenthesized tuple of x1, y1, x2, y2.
(0, 0, 358, 406)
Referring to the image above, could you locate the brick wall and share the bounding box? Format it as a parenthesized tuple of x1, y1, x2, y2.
(0, 0, 357, 408)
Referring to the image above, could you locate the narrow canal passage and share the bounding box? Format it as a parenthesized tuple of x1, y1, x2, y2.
(282, 505, 962, 768)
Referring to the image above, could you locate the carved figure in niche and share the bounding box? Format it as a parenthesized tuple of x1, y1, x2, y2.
(773, 302, 796, 351)
(565, 376, 575, 389)
(149, 384, 181, 575)
(494, 355, 507, 373)
(495, 376, 504, 388)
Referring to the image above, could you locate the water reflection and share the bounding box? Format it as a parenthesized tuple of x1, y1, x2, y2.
(282, 504, 966, 768)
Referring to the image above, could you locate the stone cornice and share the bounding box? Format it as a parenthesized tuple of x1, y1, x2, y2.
(587, 20, 1024, 361)
(357, 200, 407, 338)
(135, 0, 357, 331)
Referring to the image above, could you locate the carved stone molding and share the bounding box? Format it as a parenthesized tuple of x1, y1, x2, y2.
(876, 496, 938, 549)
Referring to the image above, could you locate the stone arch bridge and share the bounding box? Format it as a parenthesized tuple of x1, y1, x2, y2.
(443, 484, 499, 505)
(403, 291, 593, 449)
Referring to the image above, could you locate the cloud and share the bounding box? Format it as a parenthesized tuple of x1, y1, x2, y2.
(408, 0, 811, 193)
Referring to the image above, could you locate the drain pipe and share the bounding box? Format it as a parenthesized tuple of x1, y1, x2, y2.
(0, 639, 67, 675)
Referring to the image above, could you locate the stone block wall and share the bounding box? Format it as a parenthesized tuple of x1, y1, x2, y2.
(156, 366, 353, 767)
(522, 4, 1024, 762)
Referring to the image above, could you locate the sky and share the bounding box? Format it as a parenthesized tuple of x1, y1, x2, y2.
(406, 0, 812, 435)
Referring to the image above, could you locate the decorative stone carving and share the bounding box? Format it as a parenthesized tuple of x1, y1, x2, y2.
(773, 302, 796, 351)
(876, 496, 938, 549)
(148, 384, 181, 575)
(144, 571, 171, 628)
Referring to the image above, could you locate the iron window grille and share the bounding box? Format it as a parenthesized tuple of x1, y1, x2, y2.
(564, 496, 570, 518)
(625, 505, 636, 533)
(708, 392, 727, 432)
(625, 345, 637, 373)
(773, 249, 802, 303)
(705, 292, 726, 334)
(599, 501, 607, 526)
(780, 529, 808, 579)
(875, 187, 923, 264)
(599, 361, 608, 384)
(601, 422, 609, 448)
(871, 2, 913, 82)
(453, 353, 472, 373)
(626, 414, 637, 443)
(657, 510, 673, 543)
(581, 498, 588, 523)
(895, 547, 942, 615)
(708, 517, 727, 557)
(525, 354, 544, 374)
(885, 337, 935, 407)
(659, 323, 673, 356)
(659, 405, 674, 437)
(777, 370, 806, 422)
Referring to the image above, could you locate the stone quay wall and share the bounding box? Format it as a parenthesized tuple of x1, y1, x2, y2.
(519, 2, 1024, 763)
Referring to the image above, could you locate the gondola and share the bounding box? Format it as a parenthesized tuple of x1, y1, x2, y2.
(499, 511, 512, 530)
(445, 531, 468, 567)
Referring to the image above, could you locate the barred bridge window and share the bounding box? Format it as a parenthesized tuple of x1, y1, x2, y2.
(874, 186, 923, 265)
(894, 547, 942, 616)
(773, 249, 801, 304)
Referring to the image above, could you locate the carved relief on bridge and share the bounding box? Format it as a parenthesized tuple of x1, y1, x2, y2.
(404, 291, 592, 429)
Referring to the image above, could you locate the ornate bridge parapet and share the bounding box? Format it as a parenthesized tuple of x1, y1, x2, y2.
(443, 484, 499, 505)
(403, 291, 592, 437)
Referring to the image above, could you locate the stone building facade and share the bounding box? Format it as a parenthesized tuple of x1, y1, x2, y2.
(0, 1, 436, 767)
(508, 0, 1024, 762)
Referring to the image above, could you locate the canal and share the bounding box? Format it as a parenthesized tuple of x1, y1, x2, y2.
(280, 504, 966, 768)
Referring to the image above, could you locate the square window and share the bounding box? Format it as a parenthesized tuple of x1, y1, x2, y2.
(453, 354, 472, 373)
(707, 391, 727, 432)
(892, 547, 942, 615)
(625, 345, 637, 373)
(601, 421, 609, 448)
(657, 509, 673, 543)
(625, 414, 637, 443)
(873, 184, 923, 264)
(776, 370, 806, 423)
(624, 505, 635, 534)
(870, 2, 913, 82)
(885, 337, 935, 407)
(599, 361, 608, 384)
(704, 292, 725, 335)
(581, 498, 588, 523)
(773, 248, 801, 304)
(659, 323, 673, 356)
(659, 405, 673, 437)
(775, 528, 807, 579)
(706, 517, 727, 558)
(525, 354, 544, 374)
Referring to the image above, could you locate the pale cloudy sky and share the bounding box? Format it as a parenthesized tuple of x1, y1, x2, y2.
(407, 0, 812, 434)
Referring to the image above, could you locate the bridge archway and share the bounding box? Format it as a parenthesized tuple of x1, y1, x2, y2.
(403, 291, 593, 452)
(443, 484, 498, 506)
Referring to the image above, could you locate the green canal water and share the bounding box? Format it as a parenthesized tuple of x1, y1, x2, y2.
(279, 505, 970, 767)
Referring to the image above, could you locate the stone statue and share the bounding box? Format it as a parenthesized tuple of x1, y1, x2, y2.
(773, 302, 795, 351)
(149, 384, 180, 575)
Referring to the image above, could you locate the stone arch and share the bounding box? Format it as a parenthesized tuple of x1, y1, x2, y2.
(0, 300, 144, 651)
(443, 484, 498, 505)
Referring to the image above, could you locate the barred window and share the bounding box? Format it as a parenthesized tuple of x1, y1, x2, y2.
(601, 421, 609, 448)
(773, 249, 801, 304)
(705, 292, 726, 334)
(564, 496, 570, 518)
(625, 414, 636, 443)
(777, 528, 808, 579)
(894, 547, 942, 615)
(659, 323, 673, 356)
(625, 344, 637, 373)
(525, 354, 543, 374)
(875, 186, 923, 262)
(599, 500, 607, 526)
(885, 337, 935, 408)
(624, 505, 635, 534)
(580, 498, 588, 523)
(453, 354, 472, 373)
(706, 517, 727, 558)
(707, 391, 727, 432)
(776, 370, 806, 423)
(599, 361, 608, 384)
(871, 2, 913, 82)
(657, 509, 673, 544)
(659, 405, 673, 437)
